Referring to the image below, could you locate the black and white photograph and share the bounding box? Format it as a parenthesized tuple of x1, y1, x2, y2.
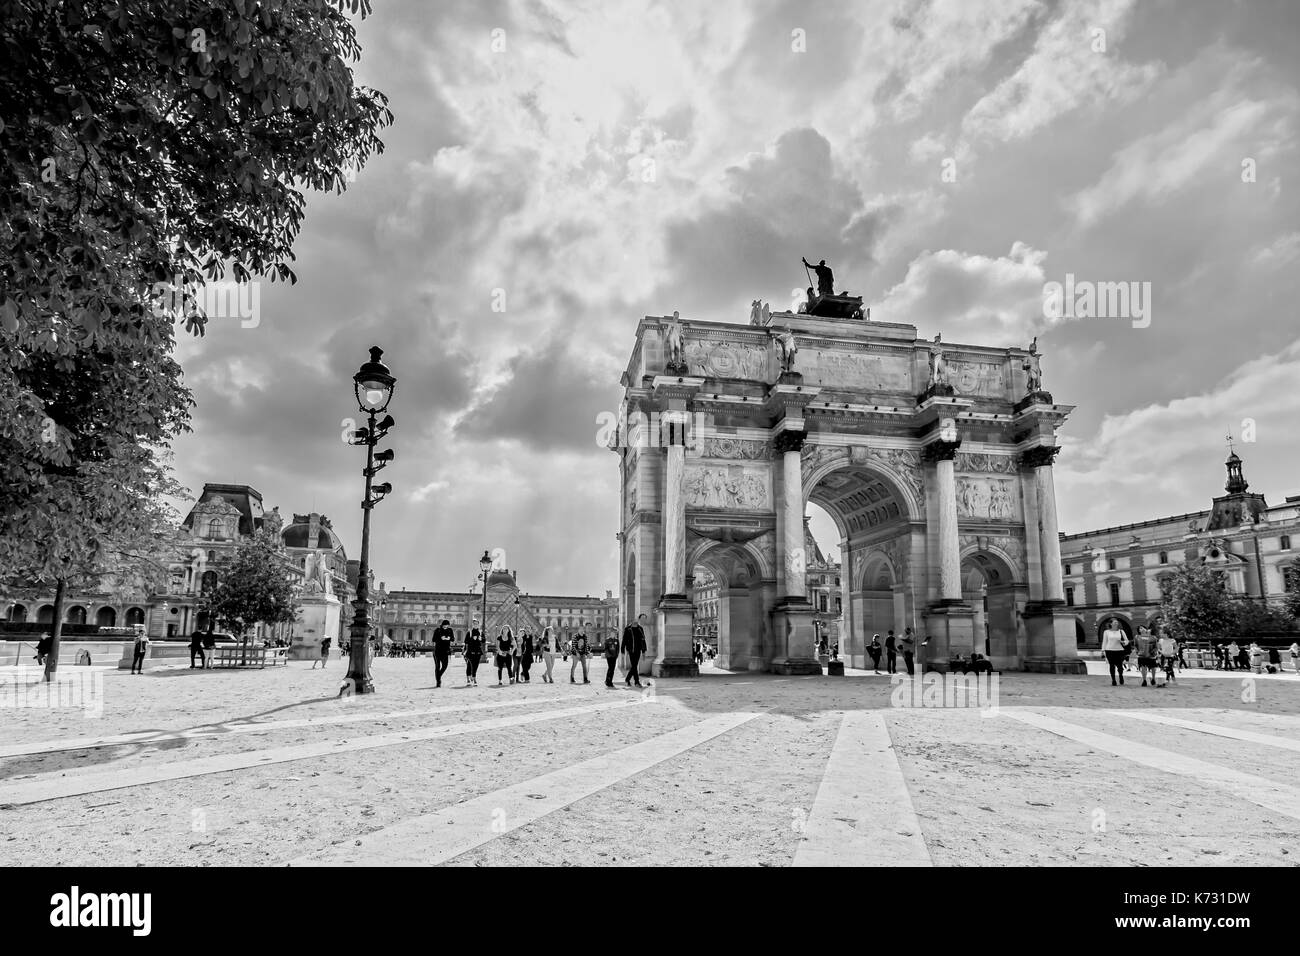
(1, 0, 1296, 925)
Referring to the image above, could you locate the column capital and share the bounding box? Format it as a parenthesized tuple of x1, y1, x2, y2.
(921, 439, 962, 463)
(773, 430, 807, 454)
(1019, 445, 1061, 468)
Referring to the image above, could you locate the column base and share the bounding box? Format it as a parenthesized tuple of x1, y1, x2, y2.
(1020, 603, 1085, 673)
(770, 658, 824, 676)
(654, 596, 697, 679)
(921, 602, 975, 671)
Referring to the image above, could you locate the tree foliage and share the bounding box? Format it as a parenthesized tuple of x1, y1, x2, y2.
(0, 0, 392, 582)
(208, 529, 299, 638)
(1159, 562, 1236, 643)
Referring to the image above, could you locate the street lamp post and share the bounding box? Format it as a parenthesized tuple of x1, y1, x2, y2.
(345, 346, 397, 695)
(479, 550, 492, 638)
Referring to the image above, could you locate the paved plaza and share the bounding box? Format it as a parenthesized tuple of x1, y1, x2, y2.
(1, 657, 1297, 867)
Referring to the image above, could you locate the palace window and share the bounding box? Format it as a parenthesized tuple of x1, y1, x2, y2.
(207, 518, 223, 539)
(1064, 563, 1071, 575)
(1107, 558, 1116, 571)
(1065, 587, 1074, 607)
(1109, 582, 1121, 607)
(1282, 535, 1292, 551)
(1158, 551, 1168, 564)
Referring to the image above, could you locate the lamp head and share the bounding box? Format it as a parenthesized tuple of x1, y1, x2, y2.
(354, 346, 396, 413)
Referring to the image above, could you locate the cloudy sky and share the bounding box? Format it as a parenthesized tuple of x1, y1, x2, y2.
(171, 0, 1300, 594)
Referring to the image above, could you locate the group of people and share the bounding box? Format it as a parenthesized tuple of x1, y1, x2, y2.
(1215, 640, 1299, 674)
(691, 640, 714, 666)
(865, 628, 920, 675)
(429, 614, 650, 689)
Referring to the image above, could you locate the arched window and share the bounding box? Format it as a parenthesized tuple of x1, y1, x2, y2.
(419, 629, 426, 641)
(207, 550, 216, 562)
(8, 603, 27, 623)
(407, 629, 414, 640)
(37, 604, 55, 623)
(1158, 551, 1168, 564)
(207, 518, 223, 539)
(66, 605, 87, 625)
(125, 607, 146, 627)
(201, 570, 218, 593)
(95, 607, 117, 627)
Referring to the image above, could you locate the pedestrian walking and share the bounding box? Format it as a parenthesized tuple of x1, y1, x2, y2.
(201, 630, 216, 668)
(130, 627, 149, 675)
(189, 631, 206, 669)
(519, 630, 534, 683)
(1133, 625, 1158, 687)
(539, 625, 559, 683)
(1248, 641, 1264, 674)
(432, 619, 454, 688)
(464, 624, 484, 686)
(603, 631, 620, 687)
(312, 636, 331, 669)
(1100, 618, 1129, 685)
(884, 629, 898, 675)
(900, 627, 916, 676)
(1290, 641, 1300, 675)
(867, 634, 882, 674)
(1225, 640, 1240, 671)
(569, 627, 591, 684)
(622, 614, 648, 687)
(496, 626, 516, 685)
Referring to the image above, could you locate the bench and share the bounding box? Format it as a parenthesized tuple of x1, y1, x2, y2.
(210, 645, 288, 668)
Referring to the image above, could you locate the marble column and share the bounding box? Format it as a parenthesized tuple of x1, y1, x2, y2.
(925, 439, 963, 601)
(662, 418, 687, 597)
(776, 431, 807, 598)
(1024, 446, 1064, 602)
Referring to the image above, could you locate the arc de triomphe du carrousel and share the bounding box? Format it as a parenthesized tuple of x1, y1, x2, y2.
(610, 269, 1085, 678)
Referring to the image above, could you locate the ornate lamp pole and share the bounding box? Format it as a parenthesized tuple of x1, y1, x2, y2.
(345, 346, 396, 694)
(479, 550, 492, 637)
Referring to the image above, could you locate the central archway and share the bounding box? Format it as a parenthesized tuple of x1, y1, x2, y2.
(687, 538, 768, 671)
(804, 459, 921, 671)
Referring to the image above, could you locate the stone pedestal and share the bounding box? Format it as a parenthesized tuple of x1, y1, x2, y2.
(920, 602, 975, 672)
(652, 595, 698, 678)
(292, 592, 342, 661)
(1021, 601, 1086, 673)
(769, 598, 822, 675)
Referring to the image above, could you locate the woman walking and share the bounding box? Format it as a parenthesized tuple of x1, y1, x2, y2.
(496, 625, 516, 685)
(518, 630, 535, 683)
(1100, 618, 1129, 686)
(464, 624, 484, 687)
(538, 626, 559, 683)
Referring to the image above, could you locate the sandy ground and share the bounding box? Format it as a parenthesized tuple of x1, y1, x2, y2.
(1, 654, 1298, 866)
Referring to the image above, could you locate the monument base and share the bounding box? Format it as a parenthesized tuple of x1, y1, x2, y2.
(1014, 390, 1055, 412)
(652, 595, 698, 678)
(1021, 601, 1086, 674)
(921, 602, 975, 672)
(292, 593, 341, 662)
(768, 598, 821, 674)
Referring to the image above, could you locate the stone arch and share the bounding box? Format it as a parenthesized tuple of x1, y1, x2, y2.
(95, 606, 117, 628)
(960, 548, 1023, 665)
(66, 605, 87, 625)
(803, 454, 923, 526)
(689, 539, 768, 670)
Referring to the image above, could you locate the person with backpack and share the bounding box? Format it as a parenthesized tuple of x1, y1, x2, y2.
(538, 625, 559, 683)
(569, 626, 590, 684)
(464, 624, 484, 687)
(602, 631, 621, 687)
(432, 619, 454, 688)
(495, 626, 516, 685)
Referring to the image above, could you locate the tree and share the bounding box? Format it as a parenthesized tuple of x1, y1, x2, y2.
(208, 529, 299, 655)
(0, 1, 392, 660)
(1159, 562, 1236, 646)
(1229, 595, 1297, 638)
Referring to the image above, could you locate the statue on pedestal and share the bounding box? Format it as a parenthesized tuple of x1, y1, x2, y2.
(664, 311, 686, 372)
(1023, 337, 1042, 394)
(928, 333, 948, 388)
(774, 328, 798, 374)
(802, 257, 834, 297)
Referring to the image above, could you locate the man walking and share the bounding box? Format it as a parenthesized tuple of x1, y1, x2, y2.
(884, 629, 898, 675)
(622, 614, 648, 687)
(900, 627, 917, 676)
(1133, 625, 1158, 687)
(570, 626, 591, 684)
(189, 631, 206, 669)
(432, 619, 454, 688)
